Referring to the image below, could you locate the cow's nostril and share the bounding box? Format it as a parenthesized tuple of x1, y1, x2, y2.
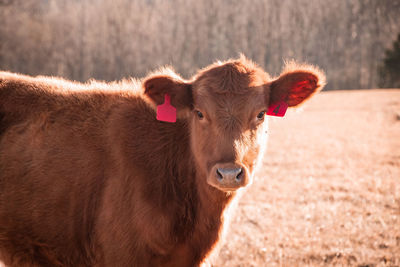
(216, 167, 243, 182)
(216, 168, 223, 180)
(235, 168, 243, 181)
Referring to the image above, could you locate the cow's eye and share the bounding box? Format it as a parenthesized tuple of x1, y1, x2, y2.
(196, 110, 204, 119)
(257, 111, 265, 120)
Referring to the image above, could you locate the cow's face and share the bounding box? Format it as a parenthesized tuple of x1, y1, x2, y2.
(188, 63, 270, 192)
(144, 57, 325, 192)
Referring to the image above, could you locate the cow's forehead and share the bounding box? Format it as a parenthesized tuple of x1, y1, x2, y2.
(193, 88, 267, 124)
(191, 60, 269, 119)
(193, 62, 268, 95)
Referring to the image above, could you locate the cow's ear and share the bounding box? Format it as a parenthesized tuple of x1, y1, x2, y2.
(144, 72, 192, 110)
(269, 63, 326, 107)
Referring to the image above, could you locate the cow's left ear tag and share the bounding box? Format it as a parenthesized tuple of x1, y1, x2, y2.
(156, 94, 176, 123)
(267, 101, 288, 117)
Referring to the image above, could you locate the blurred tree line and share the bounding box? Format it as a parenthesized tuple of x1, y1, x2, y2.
(0, 0, 399, 90)
(379, 33, 400, 88)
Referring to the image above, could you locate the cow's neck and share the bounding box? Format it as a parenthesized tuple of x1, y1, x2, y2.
(190, 168, 236, 261)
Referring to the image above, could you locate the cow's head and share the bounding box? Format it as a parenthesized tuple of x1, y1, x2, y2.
(144, 57, 325, 192)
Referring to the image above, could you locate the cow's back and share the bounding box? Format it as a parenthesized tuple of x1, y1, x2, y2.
(0, 73, 134, 266)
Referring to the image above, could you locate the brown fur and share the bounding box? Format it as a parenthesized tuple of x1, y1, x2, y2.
(0, 57, 325, 266)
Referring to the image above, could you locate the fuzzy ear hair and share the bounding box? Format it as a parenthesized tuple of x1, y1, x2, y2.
(269, 62, 326, 107)
(143, 70, 192, 110)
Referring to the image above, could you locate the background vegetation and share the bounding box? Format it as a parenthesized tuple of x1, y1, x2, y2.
(0, 0, 399, 90)
(379, 33, 400, 89)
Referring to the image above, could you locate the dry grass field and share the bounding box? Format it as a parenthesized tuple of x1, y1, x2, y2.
(215, 89, 400, 267)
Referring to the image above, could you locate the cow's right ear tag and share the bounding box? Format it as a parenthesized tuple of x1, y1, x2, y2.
(267, 101, 288, 117)
(156, 94, 176, 123)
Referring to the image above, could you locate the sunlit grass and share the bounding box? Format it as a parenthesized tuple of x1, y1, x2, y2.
(216, 89, 400, 267)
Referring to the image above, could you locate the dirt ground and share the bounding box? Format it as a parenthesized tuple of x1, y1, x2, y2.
(215, 89, 400, 267)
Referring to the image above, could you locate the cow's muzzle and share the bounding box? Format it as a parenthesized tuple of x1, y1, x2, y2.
(207, 163, 250, 191)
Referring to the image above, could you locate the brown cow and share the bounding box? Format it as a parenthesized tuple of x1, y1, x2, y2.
(0, 56, 325, 267)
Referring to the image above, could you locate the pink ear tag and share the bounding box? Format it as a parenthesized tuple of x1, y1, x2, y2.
(267, 101, 288, 117)
(156, 94, 176, 123)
